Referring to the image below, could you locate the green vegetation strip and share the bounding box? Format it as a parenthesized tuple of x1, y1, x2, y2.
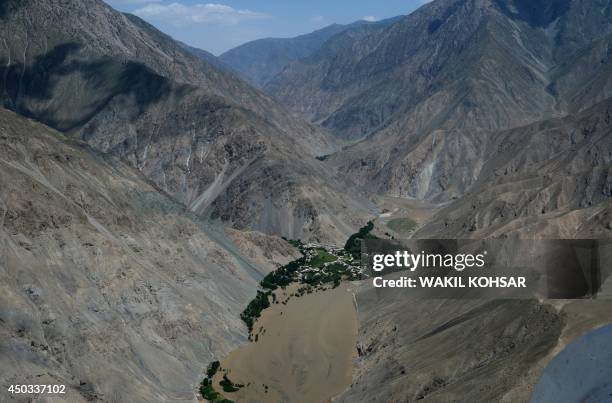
(199, 223, 378, 400)
(242, 222, 376, 335)
(240, 290, 271, 334)
(386, 217, 417, 234)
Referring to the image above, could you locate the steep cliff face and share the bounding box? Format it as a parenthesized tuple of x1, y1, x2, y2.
(267, 0, 612, 203)
(0, 107, 295, 402)
(0, 0, 373, 243)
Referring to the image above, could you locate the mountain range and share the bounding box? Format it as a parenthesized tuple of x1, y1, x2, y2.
(0, 0, 374, 245)
(263, 0, 612, 206)
(219, 17, 402, 88)
(2, 0, 612, 402)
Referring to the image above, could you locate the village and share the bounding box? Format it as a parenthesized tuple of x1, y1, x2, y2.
(292, 241, 365, 285)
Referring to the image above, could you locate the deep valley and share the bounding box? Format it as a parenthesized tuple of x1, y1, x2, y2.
(2, 0, 612, 402)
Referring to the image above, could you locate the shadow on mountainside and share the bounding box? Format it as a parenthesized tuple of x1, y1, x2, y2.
(493, 0, 571, 27)
(0, 42, 190, 132)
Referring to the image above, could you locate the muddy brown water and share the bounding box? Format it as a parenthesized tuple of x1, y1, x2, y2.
(213, 284, 358, 403)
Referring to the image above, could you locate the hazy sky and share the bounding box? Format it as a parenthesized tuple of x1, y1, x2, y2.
(105, 0, 430, 55)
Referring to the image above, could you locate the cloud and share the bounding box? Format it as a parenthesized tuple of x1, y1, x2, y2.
(134, 2, 270, 25)
(310, 15, 325, 24)
(106, 0, 161, 4)
(362, 16, 379, 22)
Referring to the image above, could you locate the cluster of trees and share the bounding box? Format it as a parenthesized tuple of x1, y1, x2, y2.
(199, 361, 235, 403)
(344, 221, 377, 260)
(260, 256, 306, 290)
(283, 238, 304, 249)
(240, 291, 271, 334)
(219, 374, 244, 393)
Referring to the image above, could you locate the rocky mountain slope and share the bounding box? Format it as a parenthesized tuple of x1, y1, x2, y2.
(0, 107, 298, 402)
(220, 24, 350, 88)
(179, 41, 232, 72)
(416, 98, 612, 239)
(339, 100, 612, 403)
(219, 17, 401, 88)
(342, 283, 612, 403)
(0, 0, 374, 244)
(1, 0, 326, 153)
(340, 297, 563, 403)
(266, 0, 612, 202)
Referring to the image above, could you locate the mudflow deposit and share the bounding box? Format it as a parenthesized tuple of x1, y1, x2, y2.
(2, 0, 612, 402)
